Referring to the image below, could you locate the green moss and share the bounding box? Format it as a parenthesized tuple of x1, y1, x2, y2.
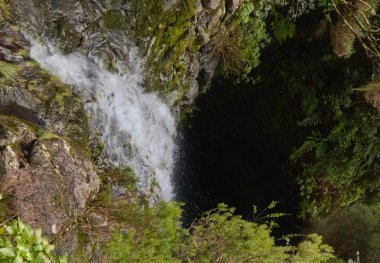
(25, 69, 73, 110)
(104, 167, 139, 192)
(149, 177, 158, 195)
(179, 103, 198, 124)
(0, 0, 11, 21)
(102, 10, 126, 30)
(94, 182, 113, 206)
(130, 0, 199, 94)
(25, 61, 39, 67)
(71, 242, 89, 262)
(36, 130, 61, 140)
(16, 49, 29, 59)
(21, 64, 90, 150)
(0, 115, 39, 134)
(0, 194, 11, 222)
(92, 139, 105, 160)
(46, 76, 73, 107)
(53, 193, 63, 209)
(26, 79, 49, 101)
(0, 61, 20, 85)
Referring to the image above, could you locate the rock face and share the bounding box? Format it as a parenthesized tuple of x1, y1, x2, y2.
(226, 0, 241, 12)
(0, 22, 99, 255)
(202, 0, 221, 9)
(11, 0, 242, 112)
(0, 116, 99, 238)
(0, 26, 88, 143)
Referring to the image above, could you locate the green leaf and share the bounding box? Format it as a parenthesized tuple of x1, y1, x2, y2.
(0, 247, 15, 257)
(268, 201, 278, 209)
(14, 255, 23, 263)
(33, 244, 43, 252)
(4, 225, 13, 235)
(58, 253, 69, 263)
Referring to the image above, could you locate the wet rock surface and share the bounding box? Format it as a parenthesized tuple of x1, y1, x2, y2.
(11, 0, 241, 111)
(0, 25, 89, 143)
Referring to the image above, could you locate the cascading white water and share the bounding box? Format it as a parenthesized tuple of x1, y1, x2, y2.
(28, 38, 176, 200)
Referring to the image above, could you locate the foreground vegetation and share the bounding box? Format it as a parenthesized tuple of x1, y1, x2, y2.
(0, 177, 335, 262)
(98, 181, 334, 262)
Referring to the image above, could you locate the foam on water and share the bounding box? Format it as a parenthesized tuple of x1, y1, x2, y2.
(28, 38, 176, 200)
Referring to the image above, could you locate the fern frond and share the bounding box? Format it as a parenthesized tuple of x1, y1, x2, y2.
(298, 113, 321, 127)
(326, 118, 346, 143)
(290, 138, 317, 161)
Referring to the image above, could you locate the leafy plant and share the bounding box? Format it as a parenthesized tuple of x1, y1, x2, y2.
(308, 203, 380, 262)
(271, 13, 296, 44)
(185, 203, 334, 263)
(0, 219, 67, 262)
(104, 201, 335, 262)
(291, 73, 380, 216)
(105, 201, 187, 263)
(214, 0, 271, 78)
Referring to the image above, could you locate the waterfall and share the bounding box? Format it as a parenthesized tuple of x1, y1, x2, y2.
(28, 38, 176, 200)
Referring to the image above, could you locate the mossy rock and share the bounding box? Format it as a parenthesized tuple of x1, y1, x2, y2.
(0, 61, 20, 85)
(128, 0, 199, 95)
(102, 10, 127, 30)
(18, 65, 89, 147)
(0, 123, 7, 138)
(48, 18, 82, 53)
(0, 0, 11, 21)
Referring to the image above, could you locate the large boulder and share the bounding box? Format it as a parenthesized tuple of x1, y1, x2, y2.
(0, 117, 99, 239)
(0, 23, 99, 248)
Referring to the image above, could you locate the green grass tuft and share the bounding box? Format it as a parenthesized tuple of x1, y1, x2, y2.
(0, 61, 19, 84)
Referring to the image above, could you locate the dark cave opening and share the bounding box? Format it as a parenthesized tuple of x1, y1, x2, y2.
(174, 72, 306, 236)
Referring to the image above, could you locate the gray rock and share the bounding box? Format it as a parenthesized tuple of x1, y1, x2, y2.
(162, 0, 177, 11)
(195, 0, 203, 14)
(227, 0, 241, 12)
(202, 0, 221, 9)
(197, 25, 210, 45)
